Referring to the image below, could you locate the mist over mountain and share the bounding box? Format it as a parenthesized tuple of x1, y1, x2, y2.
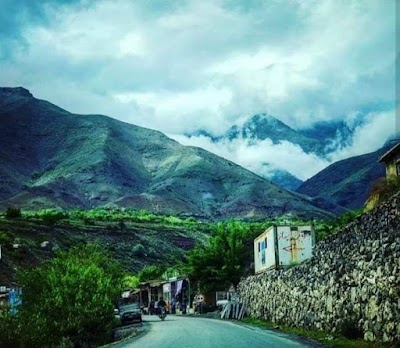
(182, 112, 391, 193)
(226, 114, 325, 155)
(0, 87, 331, 219)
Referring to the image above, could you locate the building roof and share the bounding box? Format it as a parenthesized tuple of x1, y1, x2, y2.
(379, 142, 400, 163)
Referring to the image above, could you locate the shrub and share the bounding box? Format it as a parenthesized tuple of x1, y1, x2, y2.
(132, 243, 146, 257)
(138, 265, 165, 282)
(0, 231, 12, 245)
(122, 274, 140, 290)
(0, 309, 20, 347)
(5, 207, 21, 219)
(2, 244, 124, 347)
(38, 210, 67, 225)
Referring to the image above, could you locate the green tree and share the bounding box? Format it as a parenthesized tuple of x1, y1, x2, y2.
(186, 221, 251, 293)
(138, 265, 165, 282)
(122, 274, 140, 290)
(5, 206, 21, 219)
(5, 244, 123, 347)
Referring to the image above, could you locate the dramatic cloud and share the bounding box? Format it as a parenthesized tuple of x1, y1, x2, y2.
(0, 0, 396, 178)
(170, 110, 394, 181)
(170, 134, 329, 181)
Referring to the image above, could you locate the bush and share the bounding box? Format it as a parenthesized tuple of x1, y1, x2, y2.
(122, 274, 140, 290)
(0, 309, 20, 347)
(367, 176, 400, 209)
(38, 210, 67, 225)
(0, 231, 12, 245)
(138, 265, 165, 282)
(132, 243, 146, 257)
(5, 207, 21, 219)
(0, 244, 124, 347)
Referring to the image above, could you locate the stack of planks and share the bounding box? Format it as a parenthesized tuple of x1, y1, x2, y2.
(220, 301, 246, 320)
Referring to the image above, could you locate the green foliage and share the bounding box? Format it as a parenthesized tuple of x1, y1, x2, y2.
(314, 209, 362, 241)
(138, 264, 165, 282)
(0, 231, 12, 245)
(122, 274, 140, 290)
(24, 209, 68, 225)
(0, 244, 124, 348)
(26, 208, 202, 228)
(185, 221, 254, 293)
(39, 209, 67, 225)
(0, 309, 20, 347)
(5, 206, 21, 219)
(131, 243, 146, 257)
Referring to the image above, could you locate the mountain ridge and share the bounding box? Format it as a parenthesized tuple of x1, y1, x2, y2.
(0, 87, 330, 219)
(297, 146, 388, 210)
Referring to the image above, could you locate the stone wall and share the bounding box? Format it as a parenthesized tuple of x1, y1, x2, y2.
(238, 194, 400, 343)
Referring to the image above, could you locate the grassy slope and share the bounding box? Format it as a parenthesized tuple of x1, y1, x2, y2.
(0, 89, 331, 219)
(0, 213, 212, 286)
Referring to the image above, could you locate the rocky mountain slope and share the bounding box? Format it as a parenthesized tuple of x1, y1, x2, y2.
(227, 114, 324, 154)
(184, 113, 366, 190)
(297, 145, 389, 210)
(0, 87, 330, 219)
(0, 214, 211, 286)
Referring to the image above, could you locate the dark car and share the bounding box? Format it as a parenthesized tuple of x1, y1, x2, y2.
(119, 303, 142, 325)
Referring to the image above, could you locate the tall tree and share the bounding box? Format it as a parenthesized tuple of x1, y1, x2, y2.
(186, 221, 250, 293)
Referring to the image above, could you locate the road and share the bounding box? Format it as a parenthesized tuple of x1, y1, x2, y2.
(116, 315, 321, 348)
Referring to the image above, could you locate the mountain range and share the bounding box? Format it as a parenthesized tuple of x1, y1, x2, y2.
(185, 113, 386, 195)
(0, 87, 330, 220)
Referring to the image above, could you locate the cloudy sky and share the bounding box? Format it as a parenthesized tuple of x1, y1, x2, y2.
(0, 0, 396, 181)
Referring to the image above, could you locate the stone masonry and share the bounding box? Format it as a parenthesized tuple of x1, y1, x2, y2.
(238, 194, 400, 343)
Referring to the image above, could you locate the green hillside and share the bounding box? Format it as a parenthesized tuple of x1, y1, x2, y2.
(0, 87, 330, 219)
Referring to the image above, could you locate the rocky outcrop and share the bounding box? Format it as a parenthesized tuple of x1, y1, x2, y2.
(238, 193, 400, 343)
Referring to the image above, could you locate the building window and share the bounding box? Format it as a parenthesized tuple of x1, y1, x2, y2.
(260, 240, 266, 265)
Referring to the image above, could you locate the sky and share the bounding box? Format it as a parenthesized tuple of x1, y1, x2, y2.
(0, 0, 397, 181)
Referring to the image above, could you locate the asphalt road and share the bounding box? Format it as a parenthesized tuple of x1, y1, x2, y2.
(116, 315, 320, 348)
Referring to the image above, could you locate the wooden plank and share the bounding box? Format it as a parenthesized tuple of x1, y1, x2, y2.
(238, 304, 245, 320)
(226, 303, 232, 319)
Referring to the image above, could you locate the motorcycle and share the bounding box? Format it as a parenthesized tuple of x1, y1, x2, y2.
(159, 307, 166, 320)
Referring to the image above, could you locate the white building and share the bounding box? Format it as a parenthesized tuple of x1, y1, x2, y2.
(254, 225, 315, 273)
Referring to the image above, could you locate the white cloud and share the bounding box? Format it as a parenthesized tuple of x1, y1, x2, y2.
(170, 134, 329, 181)
(0, 0, 395, 180)
(330, 110, 396, 161)
(170, 109, 395, 181)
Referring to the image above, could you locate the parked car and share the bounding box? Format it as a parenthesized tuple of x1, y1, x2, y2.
(119, 303, 142, 325)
